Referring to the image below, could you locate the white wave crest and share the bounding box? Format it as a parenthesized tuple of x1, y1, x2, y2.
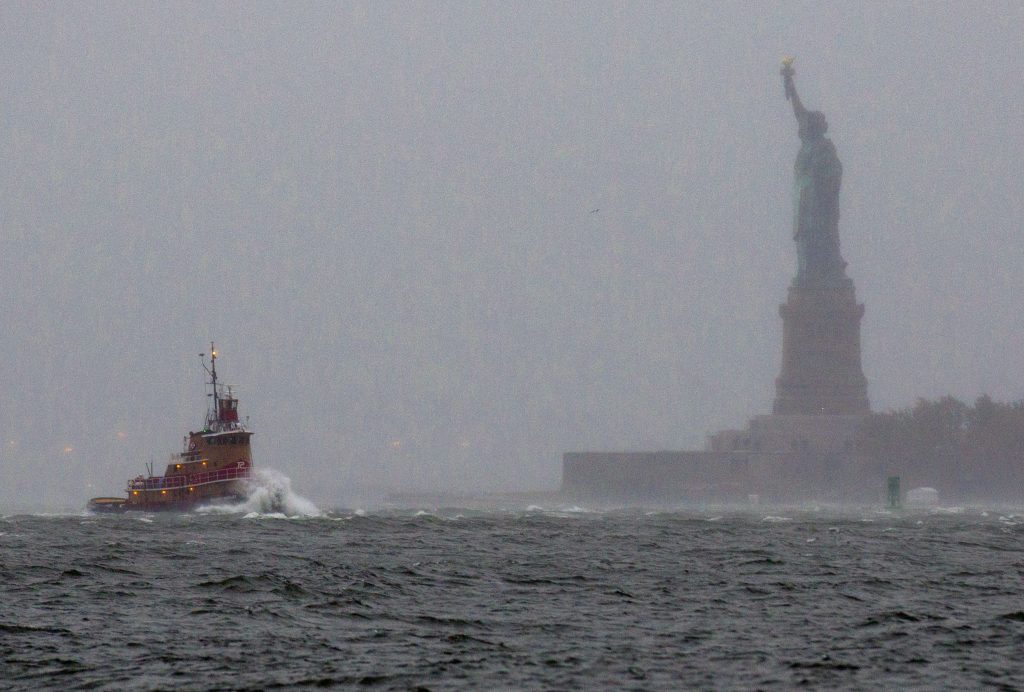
(243, 469, 321, 517)
(198, 468, 320, 518)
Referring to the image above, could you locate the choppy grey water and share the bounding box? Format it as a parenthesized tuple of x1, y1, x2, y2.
(3, 491, 1024, 689)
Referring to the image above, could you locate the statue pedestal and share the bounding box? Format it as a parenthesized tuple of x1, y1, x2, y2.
(773, 280, 869, 415)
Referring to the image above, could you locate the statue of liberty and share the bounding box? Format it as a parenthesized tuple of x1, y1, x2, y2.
(780, 58, 847, 286)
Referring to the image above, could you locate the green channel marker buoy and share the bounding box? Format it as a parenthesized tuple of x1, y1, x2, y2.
(887, 476, 901, 510)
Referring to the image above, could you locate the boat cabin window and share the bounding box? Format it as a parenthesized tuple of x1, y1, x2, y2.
(205, 434, 247, 445)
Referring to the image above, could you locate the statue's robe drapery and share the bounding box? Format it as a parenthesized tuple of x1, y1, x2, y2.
(793, 117, 844, 285)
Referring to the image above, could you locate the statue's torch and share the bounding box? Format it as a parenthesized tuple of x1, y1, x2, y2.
(780, 56, 795, 100)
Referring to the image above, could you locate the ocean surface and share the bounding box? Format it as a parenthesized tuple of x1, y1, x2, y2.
(3, 475, 1024, 689)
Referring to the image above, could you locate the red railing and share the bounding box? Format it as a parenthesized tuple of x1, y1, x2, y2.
(127, 465, 252, 492)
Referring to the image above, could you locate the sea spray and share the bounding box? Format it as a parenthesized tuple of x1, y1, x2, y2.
(198, 468, 320, 517)
(242, 468, 321, 517)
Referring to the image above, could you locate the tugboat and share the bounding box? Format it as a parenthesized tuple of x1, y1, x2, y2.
(87, 344, 254, 512)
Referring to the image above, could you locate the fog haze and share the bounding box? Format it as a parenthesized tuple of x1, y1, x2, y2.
(1, 2, 1021, 509)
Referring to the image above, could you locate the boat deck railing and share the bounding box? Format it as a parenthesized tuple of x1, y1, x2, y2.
(127, 465, 252, 492)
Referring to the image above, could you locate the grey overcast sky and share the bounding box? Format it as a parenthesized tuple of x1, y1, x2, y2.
(1, 2, 1021, 509)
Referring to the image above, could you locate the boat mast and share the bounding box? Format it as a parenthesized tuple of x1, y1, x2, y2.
(201, 342, 220, 431)
(209, 341, 219, 417)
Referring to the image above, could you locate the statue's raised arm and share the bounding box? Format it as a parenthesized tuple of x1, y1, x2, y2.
(780, 57, 806, 122)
